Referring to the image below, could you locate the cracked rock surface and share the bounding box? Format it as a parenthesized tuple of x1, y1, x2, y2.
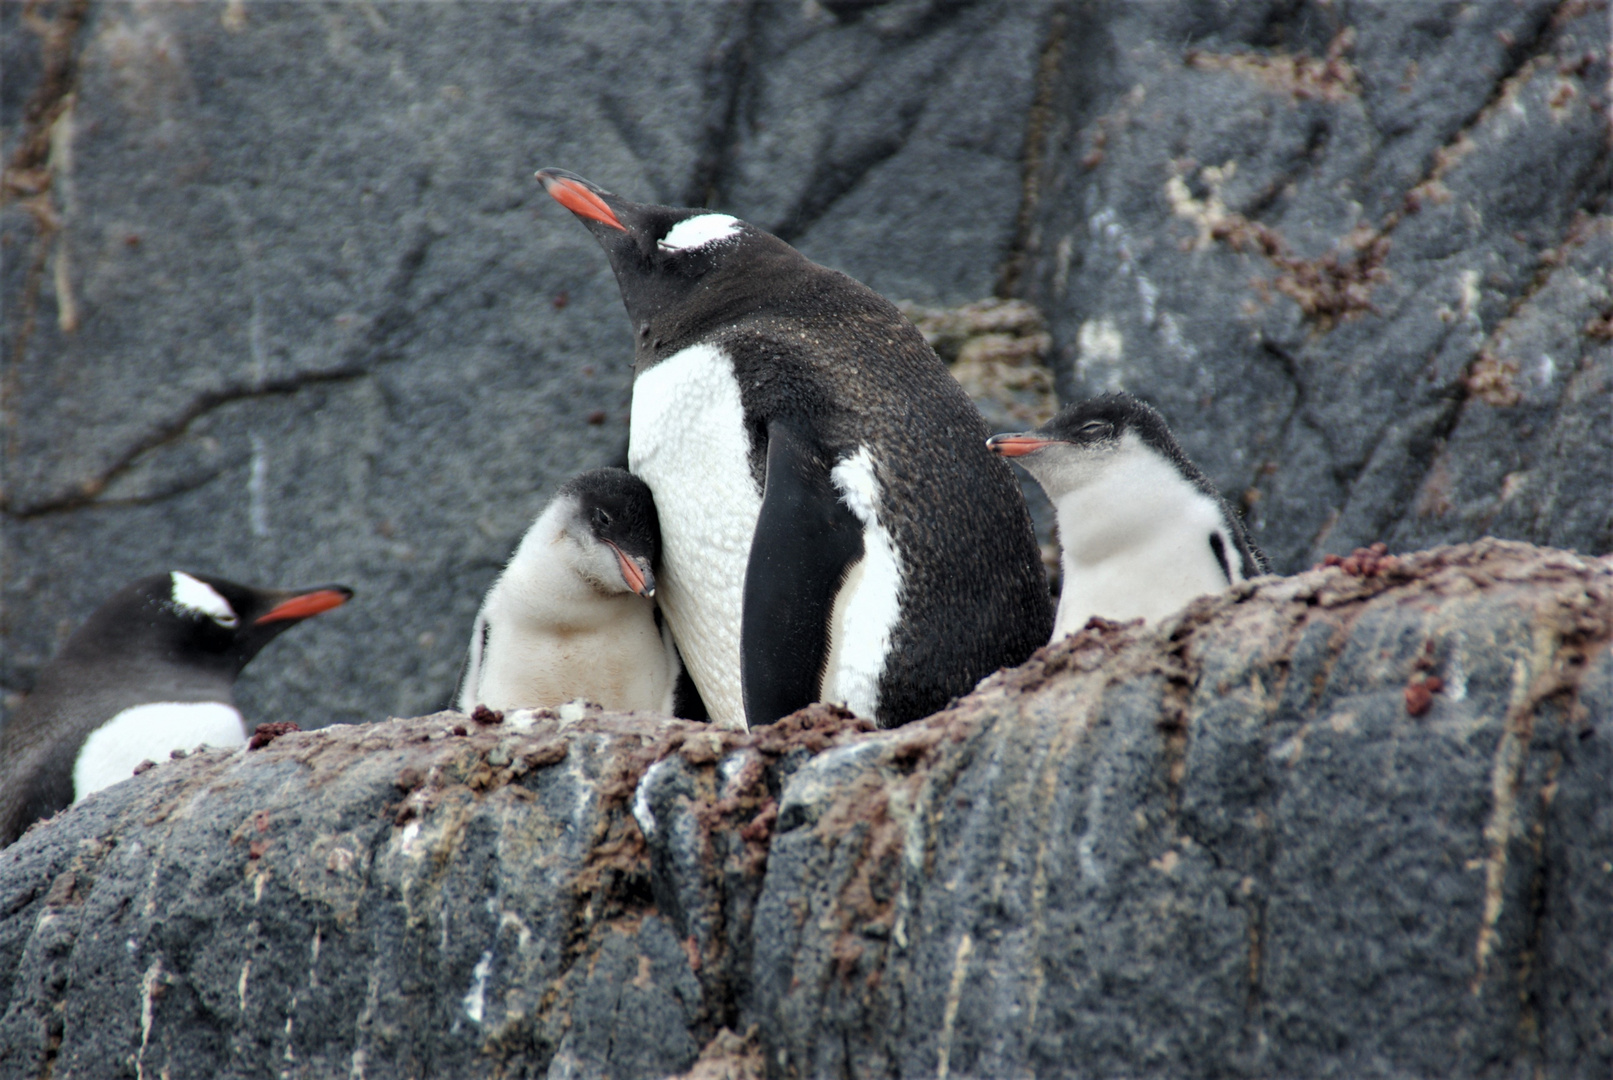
(2, 540, 1609, 1078)
(1024, 0, 1611, 573)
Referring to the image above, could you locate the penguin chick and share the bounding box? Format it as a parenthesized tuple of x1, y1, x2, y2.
(0, 572, 352, 847)
(535, 168, 1052, 730)
(988, 393, 1268, 640)
(457, 467, 680, 715)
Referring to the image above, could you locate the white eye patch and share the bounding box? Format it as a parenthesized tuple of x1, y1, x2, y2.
(657, 213, 742, 253)
(169, 571, 239, 626)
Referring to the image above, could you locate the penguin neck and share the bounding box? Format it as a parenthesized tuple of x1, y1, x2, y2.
(34, 646, 239, 714)
(629, 242, 822, 371)
(1042, 442, 1228, 576)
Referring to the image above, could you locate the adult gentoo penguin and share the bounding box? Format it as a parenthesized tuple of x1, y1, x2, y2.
(987, 392, 1268, 640)
(0, 572, 352, 847)
(536, 168, 1052, 730)
(457, 467, 682, 715)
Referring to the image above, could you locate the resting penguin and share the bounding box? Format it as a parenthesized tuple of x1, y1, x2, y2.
(0, 572, 352, 848)
(457, 467, 683, 715)
(536, 168, 1052, 730)
(988, 392, 1268, 641)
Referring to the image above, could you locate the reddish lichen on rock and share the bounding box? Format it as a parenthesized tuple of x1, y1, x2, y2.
(247, 721, 300, 750)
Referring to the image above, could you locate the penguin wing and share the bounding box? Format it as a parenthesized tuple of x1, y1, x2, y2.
(741, 418, 865, 727)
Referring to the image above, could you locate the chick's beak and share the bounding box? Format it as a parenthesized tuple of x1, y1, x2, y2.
(986, 434, 1056, 458)
(607, 542, 656, 598)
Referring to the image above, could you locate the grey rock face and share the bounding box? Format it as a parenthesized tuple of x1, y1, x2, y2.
(751, 540, 1613, 1078)
(1023, 0, 1612, 573)
(1, 0, 1057, 733)
(2, 540, 1608, 1078)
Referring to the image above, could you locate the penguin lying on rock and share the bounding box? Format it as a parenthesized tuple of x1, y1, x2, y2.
(536, 168, 1052, 730)
(0, 572, 351, 847)
(457, 468, 684, 716)
(989, 393, 1267, 642)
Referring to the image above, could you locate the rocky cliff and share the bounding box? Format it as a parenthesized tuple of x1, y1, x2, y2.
(2, 540, 1608, 1078)
(4, 0, 1608, 731)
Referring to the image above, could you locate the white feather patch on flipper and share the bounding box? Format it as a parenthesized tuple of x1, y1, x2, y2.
(73, 701, 246, 799)
(658, 214, 741, 253)
(821, 447, 903, 721)
(168, 571, 237, 625)
(630, 342, 761, 729)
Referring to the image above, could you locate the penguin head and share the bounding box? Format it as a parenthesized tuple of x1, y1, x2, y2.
(65, 571, 354, 678)
(986, 393, 1206, 499)
(553, 468, 660, 599)
(536, 168, 794, 361)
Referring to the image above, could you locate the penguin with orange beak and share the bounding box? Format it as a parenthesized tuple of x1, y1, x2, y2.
(0, 571, 352, 847)
(989, 393, 1267, 641)
(535, 168, 1051, 729)
(457, 468, 682, 716)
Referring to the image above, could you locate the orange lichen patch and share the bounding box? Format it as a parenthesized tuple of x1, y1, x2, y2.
(247, 721, 299, 750)
(1467, 352, 1524, 406)
(1404, 675, 1445, 717)
(1186, 29, 1360, 103)
(665, 1026, 764, 1080)
(1170, 159, 1389, 330)
(815, 768, 907, 983)
(1268, 232, 1391, 329)
(1316, 543, 1399, 578)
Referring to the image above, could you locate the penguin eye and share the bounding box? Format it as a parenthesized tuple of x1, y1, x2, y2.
(212, 611, 240, 629)
(1078, 420, 1114, 440)
(593, 507, 613, 529)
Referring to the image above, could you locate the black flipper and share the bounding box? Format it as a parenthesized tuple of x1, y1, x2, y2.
(741, 419, 865, 727)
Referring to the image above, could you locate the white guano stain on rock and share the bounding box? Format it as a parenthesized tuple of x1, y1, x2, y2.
(137, 957, 163, 1080)
(462, 950, 494, 1024)
(1077, 317, 1126, 393)
(935, 932, 975, 1080)
(634, 757, 676, 838)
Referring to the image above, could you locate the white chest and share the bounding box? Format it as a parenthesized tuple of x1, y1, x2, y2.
(73, 701, 246, 800)
(629, 342, 762, 729)
(1050, 456, 1233, 639)
(464, 596, 675, 714)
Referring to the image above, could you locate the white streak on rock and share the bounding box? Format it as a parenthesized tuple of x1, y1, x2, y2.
(462, 950, 494, 1024)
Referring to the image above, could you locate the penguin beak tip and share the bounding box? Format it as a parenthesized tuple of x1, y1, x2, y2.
(254, 586, 353, 625)
(609, 544, 656, 598)
(536, 168, 627, 232)
(986, 435, 1051, 459)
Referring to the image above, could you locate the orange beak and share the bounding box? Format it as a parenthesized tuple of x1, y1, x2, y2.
(606, 542, 655, 598)
(986, 434, 1057, 458)
(255, 587, 353, 625)
(536, 171, 627, 232)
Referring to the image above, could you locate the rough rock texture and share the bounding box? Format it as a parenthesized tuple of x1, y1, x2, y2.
(1023, 0, 1612, 572)
(2, 540, 1609, 1078)
(1, 0, 1057, 732)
